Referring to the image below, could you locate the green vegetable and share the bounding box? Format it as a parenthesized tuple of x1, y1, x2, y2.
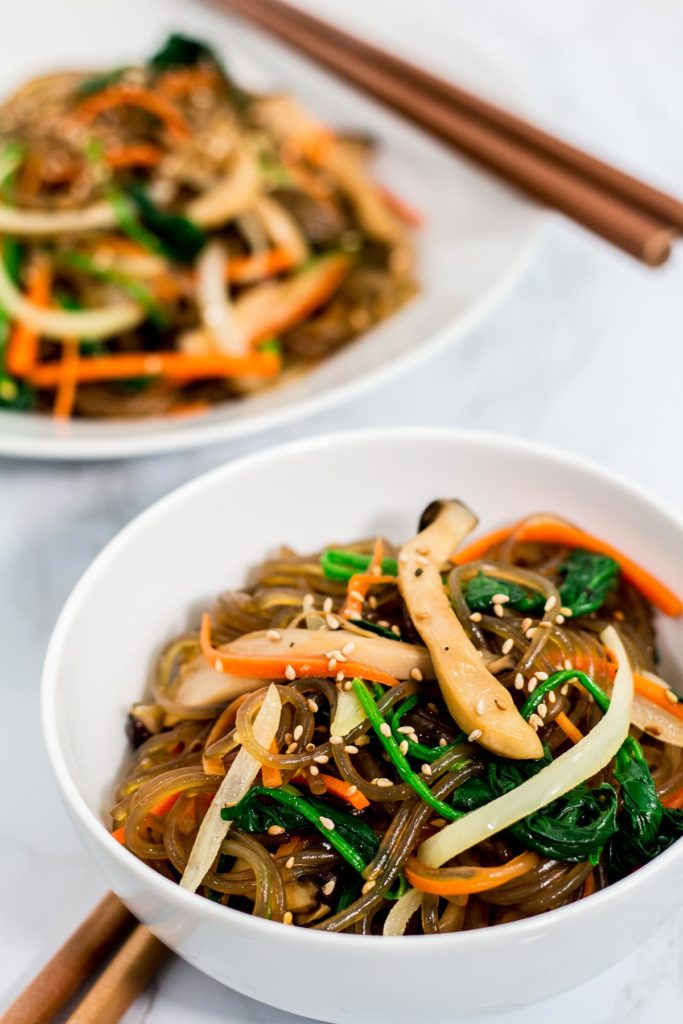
(520, 669, 610, 720)
(353, 618, 401, 641)
(388, 695, 464, 763)
(73, 67, 128, 100)
(58, 250, 167, 327)
(0, 240, 34, 410)
(148, 33, 222, 73)
(352, 680, 464, 821)
(118, 184, 207, 264)
(223, 785, 379, 875)
(558, 549, 620, 617)
(257, 336, 282, 356)
(464, 574, 544, 615)
(320, 548, 398, 582)
(0, 374, 35, 410)
(0, 141, 25, 193)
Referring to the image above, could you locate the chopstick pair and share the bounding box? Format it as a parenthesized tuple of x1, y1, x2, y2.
(1, 894, 168, 1024)
(212, 0, 683, 266)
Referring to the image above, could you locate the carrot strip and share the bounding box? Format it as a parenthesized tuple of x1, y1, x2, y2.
(262, 739, 283, 789)
(200, 613, 399, 688)
(105, 144, 164, 169)
(453, 518, 682, 617)
(157, 66, 219, 97)
(633, 674, 683, 723)
(376, 182, 424, 227)
(226, 248, 295, 284)
(341, 537, 386, 619)
(582, 873, 595, 898)
(111, 792, 182, 845)
(662, 785, 683, 810)
(555, 711, 585, 744)
(71, 84, 189, 141)
(5, 257, 52, 376)
(316, 773, 370, 810)
(30, 350, 281, 387)
(53, 340, 79, 419)
(405, 851, 538, 896)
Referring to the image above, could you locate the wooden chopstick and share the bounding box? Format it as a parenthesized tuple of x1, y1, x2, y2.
(215, 0, 676, 265)
(1, 894, 136, 1024)
(239, 0, 683, 233)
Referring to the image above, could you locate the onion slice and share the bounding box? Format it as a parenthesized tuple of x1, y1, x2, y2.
(383, 886, 423, 936)
(196, 241, 245, 355)
(418, 626, 633, 868)
(0, 252, 144, 341)
(0, 200, 117, 236)
(330, 687, 366, 738)
(186, 148, 260, 229)
(180, 683, 281, 893)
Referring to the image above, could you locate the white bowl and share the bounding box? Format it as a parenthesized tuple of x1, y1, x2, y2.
(0, 0, 542, 460)
(42, 428, 683, 1023)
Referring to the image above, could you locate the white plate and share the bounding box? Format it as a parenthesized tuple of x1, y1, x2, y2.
(0, 0, 543, 459)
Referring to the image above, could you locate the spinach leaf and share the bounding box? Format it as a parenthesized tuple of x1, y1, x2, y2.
(74, 68, 128, 100)
(114, 184, 206, 264)
(353, 618, 401, 641)
(148, 33, 222, 73)
(558, 548, 620, 617)
(464, 573, 544, 615)
(320, 548, 398, 582)
(0, 374, 35, 410)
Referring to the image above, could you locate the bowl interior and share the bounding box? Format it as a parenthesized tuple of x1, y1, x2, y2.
(46, 429, 683, 826)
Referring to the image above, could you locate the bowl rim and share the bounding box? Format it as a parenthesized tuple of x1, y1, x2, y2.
(41, 425, 683, 950)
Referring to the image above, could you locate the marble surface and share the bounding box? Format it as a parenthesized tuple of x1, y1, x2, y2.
(2, 0, 683, 1020)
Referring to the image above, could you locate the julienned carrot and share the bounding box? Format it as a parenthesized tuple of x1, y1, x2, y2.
(632, 674, 683, 723)
(199, 613, 399, 688)
(582, 873, 596, 898)
(111, 792, 182, 844)
(262, 739, 283, 789)
(555, 711, 584, 744)
(53, 340, 79, 419)
(30, 350, 281, 387)
(405, 851, 538, 896)
(105, 144, 163, 169)
(341, 537, 386, 619)
(662, 786, 683, 810)
(157, 65, 219, 97)
(453, 517, 683, 617)
(71, 84, 190, 141)
(316, 773, 370, 810)
(5, 257, 52, 375)
(226, 248, 295, 284)
(375, 183, 424, 227)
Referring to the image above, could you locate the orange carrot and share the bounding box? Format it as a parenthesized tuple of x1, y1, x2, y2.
(555, 711, 585, 744)
(405, 851, 538, 896)
(5, 257, 52, 376)
(453, 518, 682, 617)
(105, 144, 163, 169)
(53, 341, 79, 419)
(167, 401, 211, 419)
(376, 182, 424, 227)
(633, 674, 683, 723)
(662, 786, 683, 810)
(582, 873, 595, 898)
(341, 537, 386, 619)
(262, 739, 283, 789)
(157, 65, 219, 97)
(200, 613, 399, 688)
(226, 248, 295, 284)
(30, 350, 281, 387)
(71, 84, 189, 141)
(111, 792, 182, 844)
(316, 773, 370, 810)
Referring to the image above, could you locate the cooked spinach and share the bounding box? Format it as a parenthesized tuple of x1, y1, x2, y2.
(112, 184, 206, 264)
(464, 574, 544, 615)
(320, 548, 398, 582)
(148, 33, 222, 73)
(73, 67, 128, 100)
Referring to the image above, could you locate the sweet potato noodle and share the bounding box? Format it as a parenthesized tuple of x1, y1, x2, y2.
(112, 503, 683, 934)
(0, 33, 416, 419)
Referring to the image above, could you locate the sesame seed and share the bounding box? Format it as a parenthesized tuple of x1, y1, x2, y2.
(286, 742, 298, 754)
(544, 596, 557, 612)
(214, 659, 224, 673)
(336, 671, 345, 683)
(285, 856, 295, 869)
(323, 597, 333, 614)
(528, 678, 538, 693)
(347, 785, 358, 796)
(341, 641, 356, 656)
(368, 595, 378, 609)
(564, 659, 573, 671)
(529, 713, 544, 730)
(398, 552, 408, 564)
(375, 777, 393, 788)
(292, 725, 302, 742)
(560, 606, 573, 617)
(303, 593, 315, 610)
(514, 673, 525, 690)
(283, 911, 294, 925)
(344, 744, 359, 754)
(307, 699, 319, 713)
(493, 604, 504, 618)
(421, 764, 432, 776)
(309, 765, 319, 776)
(469, 612, 483, 623)
(380, 723, 392, 738)
(492, 593, 510, 605)
(537, 703, 548, 718)
(326, 614, 340, 630)
(399, 740, 409, 755)
(468, 729, 483, 742)
(349, 590, 365, 603)
(560, 684, 569, 696)
(416, 553, 429, 567)
(526, 627, 537, 639)
(416, 611, 431, 621)
(476, 699, 485, 715)
(555, 614, 565, 625)
(410, 667, 423, 681)
(306, 742, 316, 752)
(439, 737, 448, 747)
(378, 620, 390, 629)
(328, 658, 337, 672)
(521, 618, 532, 632)
(417, 545, 430, 556)
(431, 818, 447, 828)
(268, 825, 285, 835)
(313, 754, 329, 764)
(322, 880, 336, 896)
(361, 880, 376, 895)
(285, 664, 296, 681)
(330, 735, 343, 745)
(319, 816, 335, 830)
(536, 671, 549, 681)
(665, 689, 679, 703)
(267, 629, 281, 641)
(397, 726, 413, 734)
(391, 625, 401, 636)
(501, 638, 514, 655)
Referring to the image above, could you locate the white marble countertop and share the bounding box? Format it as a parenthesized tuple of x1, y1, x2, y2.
(2, 0, 683, 1020)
